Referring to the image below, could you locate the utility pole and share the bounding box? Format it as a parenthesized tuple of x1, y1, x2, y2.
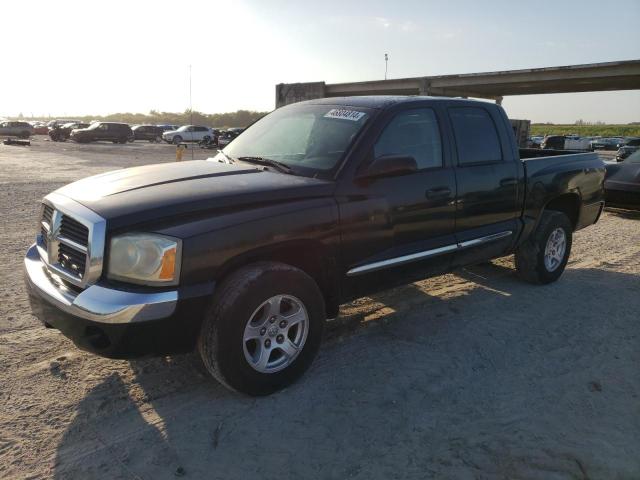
(189, 64, 194, 159)
(189, 64, 193, 123)
(384, 53, 389, 80)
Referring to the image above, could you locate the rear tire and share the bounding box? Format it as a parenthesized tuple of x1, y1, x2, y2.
(515, 211, 572, 284)
(198, 262, 325, 396)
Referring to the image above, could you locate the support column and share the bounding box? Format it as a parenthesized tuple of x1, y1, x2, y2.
(275, 82, 326, 108)
(418, 78, 431, 96)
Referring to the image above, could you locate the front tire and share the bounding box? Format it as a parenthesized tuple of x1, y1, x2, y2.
(198, 262, 325, 396)
(172, 135, 182, 145)
(515, 211, 573, 284)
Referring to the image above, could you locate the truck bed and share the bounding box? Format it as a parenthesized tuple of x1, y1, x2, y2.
(519, 148, 592, 159)
(520, 149, 602, 180)
(519, 148, 605, 235)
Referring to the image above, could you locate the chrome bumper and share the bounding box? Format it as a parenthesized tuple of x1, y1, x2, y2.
(24, 243, 177, 324)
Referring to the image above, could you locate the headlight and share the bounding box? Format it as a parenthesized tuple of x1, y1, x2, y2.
(107, 233, 181, 286)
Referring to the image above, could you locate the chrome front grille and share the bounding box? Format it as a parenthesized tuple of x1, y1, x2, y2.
(37, 193, 106, 289)
(60, 215, 89, 247)
(58, 242, 87, 278)
(41, 204, 54, 251)
(42, 204, 54, 225)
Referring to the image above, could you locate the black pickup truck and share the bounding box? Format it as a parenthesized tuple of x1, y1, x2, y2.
(25, 96, 605, 395)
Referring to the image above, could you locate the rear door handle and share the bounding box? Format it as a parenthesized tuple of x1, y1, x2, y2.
(500, 177, 518, 187)
(426, 187, 452, 200)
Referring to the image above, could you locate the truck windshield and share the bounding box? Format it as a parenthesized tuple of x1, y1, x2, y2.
(223, 103, 372, 176)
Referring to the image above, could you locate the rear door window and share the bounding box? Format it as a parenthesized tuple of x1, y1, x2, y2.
(374, 108, 443, 170)
(448, 107, 503, 165)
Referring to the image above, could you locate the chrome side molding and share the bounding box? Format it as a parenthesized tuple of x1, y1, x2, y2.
(346, 230, 512, 276)
(457, 230, 513, 248)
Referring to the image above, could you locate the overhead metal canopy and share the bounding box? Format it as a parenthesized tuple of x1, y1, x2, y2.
(276, 60, 640, 106)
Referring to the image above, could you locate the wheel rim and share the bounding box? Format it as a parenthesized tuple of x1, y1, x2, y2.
(544, 227, 566, 272)
(242, 294, 309, 374)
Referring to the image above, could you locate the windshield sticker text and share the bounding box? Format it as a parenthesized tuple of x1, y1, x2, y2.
(324, 109, 366, 122)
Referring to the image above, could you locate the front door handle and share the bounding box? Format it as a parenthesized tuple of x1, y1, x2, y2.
(500, 177, 518, 187)
(426, 187, 452, 200)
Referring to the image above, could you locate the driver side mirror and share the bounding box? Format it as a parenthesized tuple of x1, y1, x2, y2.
(357, 154, 418, 180)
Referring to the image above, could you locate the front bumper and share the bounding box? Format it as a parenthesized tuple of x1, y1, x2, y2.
(24, 244, 205, 357)
(605, 182, 640, 208)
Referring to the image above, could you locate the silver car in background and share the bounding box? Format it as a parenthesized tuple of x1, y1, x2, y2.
(162, 125, 214, 145)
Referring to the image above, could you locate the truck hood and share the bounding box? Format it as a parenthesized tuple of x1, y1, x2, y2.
(55, 160, 335, 230)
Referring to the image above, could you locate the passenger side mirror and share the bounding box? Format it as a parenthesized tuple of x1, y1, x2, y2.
(357, 154, 418, 180)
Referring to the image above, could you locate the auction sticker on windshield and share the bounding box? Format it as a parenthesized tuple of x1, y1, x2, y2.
(324, 109, 367, 121)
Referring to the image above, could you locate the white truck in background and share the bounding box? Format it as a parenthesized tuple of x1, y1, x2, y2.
(564, 135, 592, 151)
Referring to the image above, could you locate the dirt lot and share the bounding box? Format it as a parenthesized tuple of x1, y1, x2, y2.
(1, 138, 639, 479)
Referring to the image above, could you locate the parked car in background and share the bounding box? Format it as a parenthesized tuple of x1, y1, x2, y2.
(590, 138, 623, 151)
(24, 96, 605, 395)
(217, 128, 244, 148)
(616, 137, 640, 149)
(528, 136, 544, 148)
(47, 119, 80, 129)
(49, 122, 90, 142)
(541, 135, 565, 150)
(540, 135, 591, 151)
(30, 122, 49, 135)
(132, 125, 165, 142)
(616, 139, 640, 162)
(158, 124, 180, 132)
(564, 135, 591, 151)
(605, 150, 640, 208)
(199, 129, 222, 148)
(0, 121, 34, 138)
(70, 122, 133, 144)
(162, 125, 214, 144)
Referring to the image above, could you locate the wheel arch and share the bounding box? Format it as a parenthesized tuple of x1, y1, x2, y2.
(215, 240, 340, 318)
(543, 192, 581, 230)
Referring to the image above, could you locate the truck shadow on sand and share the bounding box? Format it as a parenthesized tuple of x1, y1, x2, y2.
(53, 264, 640, 479)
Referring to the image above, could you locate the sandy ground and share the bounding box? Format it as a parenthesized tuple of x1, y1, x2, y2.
(0, 138, 638, 480)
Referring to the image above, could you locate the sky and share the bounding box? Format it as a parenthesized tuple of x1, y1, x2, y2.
(1, 0, 639, 123)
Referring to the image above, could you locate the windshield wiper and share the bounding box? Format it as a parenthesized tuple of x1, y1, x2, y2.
(236, 156, 294, 174)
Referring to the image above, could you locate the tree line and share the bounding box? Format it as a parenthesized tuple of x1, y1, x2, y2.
(15, 110, 270, 128)
(530, 124, 640, 137)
